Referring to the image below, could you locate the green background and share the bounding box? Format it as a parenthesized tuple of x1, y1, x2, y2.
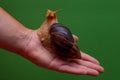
(0, 0, 120, 80)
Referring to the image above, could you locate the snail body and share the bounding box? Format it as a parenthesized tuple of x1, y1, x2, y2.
(37, 10, 81, 59)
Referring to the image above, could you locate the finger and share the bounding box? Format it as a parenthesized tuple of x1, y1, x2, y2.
(77, 65, 99, 76)
(71, 63, 99, 76)
(58, 64, 99, 76)
(76, 60, 104, 73)
(58, 65, 87, 75)
(85, 68, 99, 76)
(72, 34, 79, 42)
(81, 51, 100, 65)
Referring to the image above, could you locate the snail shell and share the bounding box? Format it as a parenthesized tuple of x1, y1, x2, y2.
(50, 23, 81, 59)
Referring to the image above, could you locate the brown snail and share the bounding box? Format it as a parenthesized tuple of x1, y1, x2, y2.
(37, 10, 81, 59)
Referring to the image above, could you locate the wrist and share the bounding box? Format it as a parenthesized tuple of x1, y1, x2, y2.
(0, 27, 32, 54)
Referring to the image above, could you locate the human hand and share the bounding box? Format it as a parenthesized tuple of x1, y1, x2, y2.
(0, 7, 104, 76)
(21, 30, 104, 76)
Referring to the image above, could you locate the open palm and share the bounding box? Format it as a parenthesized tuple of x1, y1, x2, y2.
(23, 30, 104, 76)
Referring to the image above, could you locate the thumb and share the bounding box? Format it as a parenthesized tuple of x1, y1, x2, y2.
(73, 34, 79, 42)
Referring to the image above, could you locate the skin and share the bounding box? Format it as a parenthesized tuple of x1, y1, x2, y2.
(0, 7, 104, 76)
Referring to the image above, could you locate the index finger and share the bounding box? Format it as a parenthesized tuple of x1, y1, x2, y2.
(81, 51, 100, 65)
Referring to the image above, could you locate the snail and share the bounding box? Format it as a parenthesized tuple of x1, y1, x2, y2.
(37, 10, 81, 59)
